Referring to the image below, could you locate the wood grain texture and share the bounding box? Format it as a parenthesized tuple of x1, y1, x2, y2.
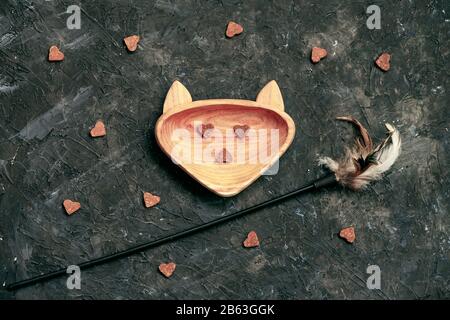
(155, 81, 295, 197)
(163, 80, 193, 113)
(256, 80, 285, 111)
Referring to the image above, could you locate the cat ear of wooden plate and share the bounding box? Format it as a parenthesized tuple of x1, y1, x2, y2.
(162, 80, 285, 113)
(155, 80, 296, 197)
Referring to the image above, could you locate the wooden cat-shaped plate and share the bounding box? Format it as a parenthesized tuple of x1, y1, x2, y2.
(155, 80, 296, 197)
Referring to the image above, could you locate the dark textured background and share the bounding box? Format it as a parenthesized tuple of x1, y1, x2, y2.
(0, 0, 449, 299)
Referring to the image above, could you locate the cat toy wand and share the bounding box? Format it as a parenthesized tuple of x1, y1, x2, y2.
(6, 117, 401, 291)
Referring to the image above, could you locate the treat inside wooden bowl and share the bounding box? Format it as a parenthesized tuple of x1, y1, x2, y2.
(155, 80, 296, 197)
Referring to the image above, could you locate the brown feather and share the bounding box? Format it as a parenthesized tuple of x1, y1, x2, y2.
(319, 118, 401, 190)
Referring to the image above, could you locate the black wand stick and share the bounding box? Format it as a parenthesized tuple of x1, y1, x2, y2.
(7, 174, 336, 291)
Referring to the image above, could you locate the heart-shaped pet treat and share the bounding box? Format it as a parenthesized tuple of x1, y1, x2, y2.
(233, 124, 250, 139)
(124, 35, 140, 52)
(197, 123, 214, 138)
(155, 80, 295, 197)
(215, 148, 233, 164)
(90, 120, 106, 137)
(243, 231, 260, 248)
(48, 45, 64, 62)
(159, 262, 176, 278)
(143, 192, 160, 208)
(63, 199, 81, 215)
(375, 52, 391, 71)
(339, 226, 356, 243)
(226, 21, 244, 38)
(311, 47, 327, 63)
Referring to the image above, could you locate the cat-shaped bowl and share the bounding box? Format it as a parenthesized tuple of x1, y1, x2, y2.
(155, 80, 295, 197)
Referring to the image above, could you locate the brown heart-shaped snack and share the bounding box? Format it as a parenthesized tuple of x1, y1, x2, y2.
(124, 35, 140, 52)
(159, 262, 176, 278)
(339, 226, 356, 243)
(375, 52, 391, 71)
(90, 120, 106, 137)
(226, 21, 244, 38)
(243, 231, 260, 248)
(233, 124, 250, 139)
(215, 148, 233, 164)
(311, 47, 327, 63)
(143, 192, 160, 208)
(48, 45, 64, 62)
(63, 199, 81, 215)
(196, 123, 214, 138)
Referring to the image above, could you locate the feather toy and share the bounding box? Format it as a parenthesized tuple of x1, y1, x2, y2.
(7, 116, 401, 290)
(319, 116, 401, 190)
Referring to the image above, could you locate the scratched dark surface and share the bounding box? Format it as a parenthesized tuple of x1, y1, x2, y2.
(0, 0, 449, 300)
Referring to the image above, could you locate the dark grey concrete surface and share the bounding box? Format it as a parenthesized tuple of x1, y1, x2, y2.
(0, 0, 449, 299)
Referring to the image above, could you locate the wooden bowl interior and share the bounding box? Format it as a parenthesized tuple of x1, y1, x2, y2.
(160, 104, 288, 160)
